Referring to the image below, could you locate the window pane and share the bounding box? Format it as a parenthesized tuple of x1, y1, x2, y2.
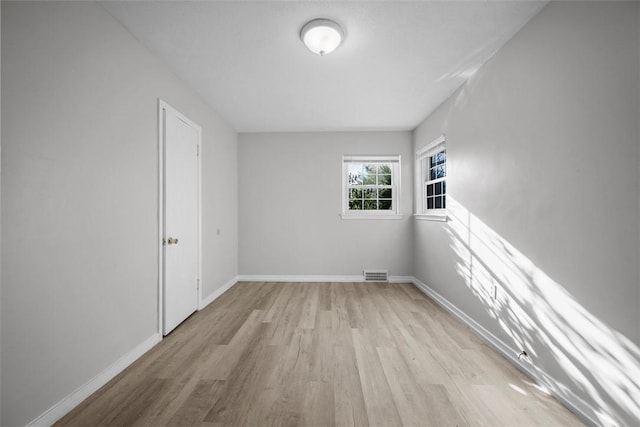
(435, 182, 442, 196)
(363, 164, 377, 185)
(349, 188, 362, 199)
(379, 199, 392, 210)
(364, 200, 378, 210)
(378, 174, 392, 185)
(442, 196, 446, 209)
(436, 165, 446, 178)
(435, 197, 443, 209)
(427, 198, 434, 210)
(379, 164, 392, 185)
(379, 188, 392, 198)
(430, 168, 437, 180)
(362, 172, 377, 185)
(349, 199, 363, 210)
(348, 164, 363, 185)
(378, 164, 392, 175)
(435, 151, 446, 165)
(443, 181, 446, 195)
(426, 184, 433, 197)
(363, 189, 376, 199)
(430, 156, 436, 168)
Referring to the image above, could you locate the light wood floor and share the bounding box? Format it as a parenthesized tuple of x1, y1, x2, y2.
(56, 282, 584, 426)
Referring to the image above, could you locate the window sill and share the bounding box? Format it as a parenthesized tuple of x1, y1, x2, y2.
(414, 213, 448, 222)
(340, 213, 404, 220)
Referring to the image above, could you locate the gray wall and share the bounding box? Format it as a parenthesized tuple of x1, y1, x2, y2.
(0, 2, 238, 426)
(413, 2, 640, 425)
(0, 2, 3, 424)
(238, 132, 413, 278)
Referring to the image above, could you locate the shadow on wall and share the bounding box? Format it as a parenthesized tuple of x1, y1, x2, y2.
(445, 197, 640, 426)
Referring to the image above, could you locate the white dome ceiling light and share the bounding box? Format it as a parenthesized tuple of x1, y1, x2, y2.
(300, 18, 344, 56)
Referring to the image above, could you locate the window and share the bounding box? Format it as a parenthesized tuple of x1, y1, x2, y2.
(415, 136, 446, 221)
(342, 155, 401, 219)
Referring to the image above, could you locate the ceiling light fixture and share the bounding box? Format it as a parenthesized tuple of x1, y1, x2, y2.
(300, 18, 344, 56)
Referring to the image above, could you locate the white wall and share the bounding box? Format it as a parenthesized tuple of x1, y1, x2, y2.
(413, 2, 640, 425)
(0, 2, 237, 426)
(638, 0, 640, 353)
(0, 2, 3, 423)
(238, 132, 413, 279)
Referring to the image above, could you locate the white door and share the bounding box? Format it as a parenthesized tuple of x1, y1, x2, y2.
(160, 101, 200, 335)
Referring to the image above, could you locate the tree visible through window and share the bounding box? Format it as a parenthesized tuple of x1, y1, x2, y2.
(342, 155, 401, 218)
(347, 163, 393, 211)
(415, 136, 446, 219)
(425, 149, 446, 209)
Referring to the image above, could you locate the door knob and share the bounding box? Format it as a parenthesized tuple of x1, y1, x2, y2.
(167, 237, 179, 245)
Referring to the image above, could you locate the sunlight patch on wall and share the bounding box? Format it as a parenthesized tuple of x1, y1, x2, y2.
(444, 197, 640, 426)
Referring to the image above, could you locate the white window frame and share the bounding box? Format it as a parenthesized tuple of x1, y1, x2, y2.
(341, 155, 402, 220)
(415, 136, 447, 221)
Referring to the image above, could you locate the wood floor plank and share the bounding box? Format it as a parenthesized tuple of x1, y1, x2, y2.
(297, 284, 320, 329)
(309, 310, 334, 383)
(165, 380, 225, 427)
(318, 281, 332, 311)
(377, 346, 444, 426)
(333, 344, 370, 427)
(351, 328, 404, 426)
(56, 282, 585, 427)
(264, 328, 314, 426)
(202, 323, 273, 424)
(302, 380, 334, 426)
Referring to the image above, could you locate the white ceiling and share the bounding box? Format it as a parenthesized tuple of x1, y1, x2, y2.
(100, 1, 546, 133)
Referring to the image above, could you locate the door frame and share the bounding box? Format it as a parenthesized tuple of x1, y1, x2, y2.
(157, 99, 202, 335)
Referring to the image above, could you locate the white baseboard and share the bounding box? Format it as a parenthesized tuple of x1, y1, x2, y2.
(237, 275, 363, 282)
(411, 277, 599, 427)
(236, 275, 413, 283)
(27, 333, 162, 427)
(200, 276, 238, 309)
